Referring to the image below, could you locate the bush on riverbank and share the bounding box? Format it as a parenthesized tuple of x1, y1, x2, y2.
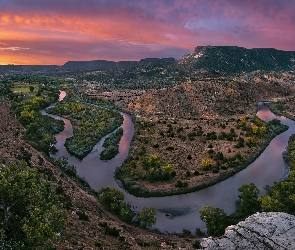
(48, 97, 123, 159)
(268, 119, 289, 135)
(98, 187, 156, 228)
(100, 128, 123, 160)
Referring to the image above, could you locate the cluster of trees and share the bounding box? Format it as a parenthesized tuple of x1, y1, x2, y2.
(100, 128, 123, 160)
(116, 154, 176, 196)
(268, 119, 289, 135)
(98, 188, 156, 228)
(141, 155, 175, 182)
(0, 162, 67, 249)
(48, 98, 123, 159)
(13, 87, 64, 156)
(117, 154, 176, 184)
(54, 156, 77, 177)
(199, 182, 260, 237)
(217, 128, 237, 141)
(200, 152, 243, 173)
(200, 130, 295, 237)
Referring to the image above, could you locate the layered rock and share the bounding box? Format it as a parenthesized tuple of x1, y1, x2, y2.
(200, 212, 295, 249)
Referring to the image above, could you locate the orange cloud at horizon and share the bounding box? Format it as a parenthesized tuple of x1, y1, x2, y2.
(0, 11, 197, 65)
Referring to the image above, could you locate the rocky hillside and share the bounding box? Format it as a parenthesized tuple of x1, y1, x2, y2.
(128, 71, 294, 118)
(200, 212, 295, 249)
(179, 46, 295, 73)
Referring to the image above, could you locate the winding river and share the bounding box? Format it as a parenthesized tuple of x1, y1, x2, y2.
(42, 91, 295, 233)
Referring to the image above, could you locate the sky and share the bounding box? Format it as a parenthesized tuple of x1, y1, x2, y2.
(0, 0, 295, 65)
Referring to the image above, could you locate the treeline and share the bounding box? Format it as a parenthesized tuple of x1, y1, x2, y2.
(53, 156, 157, 229)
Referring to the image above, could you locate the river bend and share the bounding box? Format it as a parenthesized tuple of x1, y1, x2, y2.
(42, 91, 295, 233)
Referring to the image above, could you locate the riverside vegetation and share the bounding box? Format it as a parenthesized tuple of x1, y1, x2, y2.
(115, 114, 288, 197)
(8, 83, 64, 157)
(100, 128, 123, 160)
(199, 132, 295, 237)
(1, 80, 194, 249)
(47, 89, 123, 159)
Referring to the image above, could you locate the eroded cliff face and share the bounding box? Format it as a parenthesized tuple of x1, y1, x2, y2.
(200, 212, 295, 250)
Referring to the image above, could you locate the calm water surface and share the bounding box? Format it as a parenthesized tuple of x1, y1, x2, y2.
(42, 92, 295, 233)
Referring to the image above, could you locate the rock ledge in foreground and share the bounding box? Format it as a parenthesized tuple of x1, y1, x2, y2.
(200, 212, 295, 250)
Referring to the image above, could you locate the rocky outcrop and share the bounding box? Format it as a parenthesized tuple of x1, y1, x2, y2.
(200, 212, 295, 249)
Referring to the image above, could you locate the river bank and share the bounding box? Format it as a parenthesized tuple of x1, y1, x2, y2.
(115, 109, 288, 197)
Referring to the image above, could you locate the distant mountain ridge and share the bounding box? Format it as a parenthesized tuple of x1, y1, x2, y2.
(1, 46, 295, 73)
(179, 46, 295, 73)
(0, 65, 59, 73)
(62, 57, 176, 70)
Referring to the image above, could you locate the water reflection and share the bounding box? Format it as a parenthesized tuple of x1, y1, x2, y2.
(43, 94, 295, 233)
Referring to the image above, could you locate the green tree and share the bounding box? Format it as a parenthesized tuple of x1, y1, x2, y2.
(259, 179, 295, 213)
(98, 188, 135, 222)
(29, 86, 34, 92)
(142, 155, 163, 170)
(43, 133, 57, 155)
(0, 162, 67, 249)
(118, 202, 134, 223)
(135, 208, 156, 229)
(259, 195, 283, 212)
(99, 187, 124, 208)
(237, 183, 261, 215)
(19, 108, 35, 125)
(199, 205, 228, 236)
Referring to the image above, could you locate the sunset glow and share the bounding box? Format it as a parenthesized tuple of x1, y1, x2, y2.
(0, 0, 295, 65)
